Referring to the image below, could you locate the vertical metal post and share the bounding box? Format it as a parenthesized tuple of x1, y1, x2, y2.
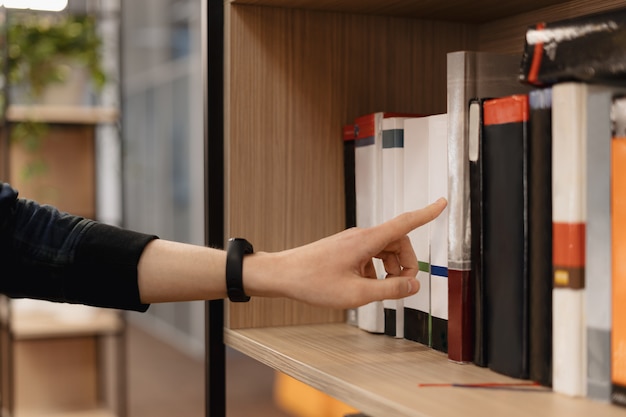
(203, 0, 226, 415)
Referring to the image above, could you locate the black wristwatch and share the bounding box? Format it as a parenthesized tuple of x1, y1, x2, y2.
(226, 238, 254, 302)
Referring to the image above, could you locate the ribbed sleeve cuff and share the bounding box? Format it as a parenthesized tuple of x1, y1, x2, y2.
(66, 222, 158, 312)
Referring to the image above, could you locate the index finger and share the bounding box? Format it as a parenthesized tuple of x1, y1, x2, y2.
(371, 197, 448, 244)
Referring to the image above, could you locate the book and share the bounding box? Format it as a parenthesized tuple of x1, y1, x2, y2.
(353, 112, 418, 334)
(427, 113, 449, 354)
(354, 112, 385, 334)
(520, 7, 626, 86)
(611, 95, 626, 407)
(551, 82, 587, 397)
(586, 85, 626, 401)
(446, 50, 531, 363)
(528, 87, 553, 387)
(468, 98, 484, 366)
(343, 124, 358, 327)
(403, 116, 431, 346)
(381, 117, 409, 338)
(343, 124, 357, 230)
(482, 94, 529, 379)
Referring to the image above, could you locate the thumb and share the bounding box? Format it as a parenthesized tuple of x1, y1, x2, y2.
(357, 276, 420, 305)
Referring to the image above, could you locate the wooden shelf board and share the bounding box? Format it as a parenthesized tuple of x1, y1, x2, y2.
(230, 0, 573, 23)
(15, 407, 117, 417)
(225, 323, 625, 417)
(11, 310, 123, 339)
(6, 105, 118, 124)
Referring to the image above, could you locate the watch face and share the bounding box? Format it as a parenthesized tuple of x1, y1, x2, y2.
(229, 237, 254, 253)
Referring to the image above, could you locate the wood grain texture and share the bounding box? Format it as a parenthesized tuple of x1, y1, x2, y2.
(11, 308, 122, 340)
(6, 105, 118, 124)
(225, 4, 475, 328)
(230, 0, 574, 23)
(14, 337, 98, 414)
(226, 323, 626, 417)
(8, 124, 96, 219)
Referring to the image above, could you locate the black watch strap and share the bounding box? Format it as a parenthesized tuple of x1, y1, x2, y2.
(226, 238, 254, 302)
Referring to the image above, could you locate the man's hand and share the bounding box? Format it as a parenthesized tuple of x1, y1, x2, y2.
(244, 198, 448, 309)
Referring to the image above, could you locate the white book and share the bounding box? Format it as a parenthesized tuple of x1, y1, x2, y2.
(354, 112, 385, 333)
(403, 116, 431, 345)
(427, 113, 449, 353)
(551, 82, 626, 399)
(552, 82, 588, 397)
(381, 117, 410, 338)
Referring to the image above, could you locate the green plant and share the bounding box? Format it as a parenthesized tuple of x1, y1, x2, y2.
(4, 12, 106, 100)
(0, 12, 107, 182)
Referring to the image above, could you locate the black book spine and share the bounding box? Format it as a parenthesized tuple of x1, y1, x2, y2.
(482, 94, 530, 380)
(343, 125, 356, 229)
(528, 88, 553, 387)
(469, 98, 486, 367)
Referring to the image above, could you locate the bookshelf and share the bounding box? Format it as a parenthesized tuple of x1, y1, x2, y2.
(0, 300, 126, 417)
(3, 105, 118, 219)
(208, 0, 626, 416)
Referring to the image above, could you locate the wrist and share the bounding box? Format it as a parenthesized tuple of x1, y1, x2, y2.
(242, 251, 285, 299)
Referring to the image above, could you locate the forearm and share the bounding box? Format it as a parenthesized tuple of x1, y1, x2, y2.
(137, 239, 228, 303)
(136, 239, 283, 303)
(137, 198, 447, 309)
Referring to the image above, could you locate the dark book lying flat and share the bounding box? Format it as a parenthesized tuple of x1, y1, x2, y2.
(520, 7, 626, 86)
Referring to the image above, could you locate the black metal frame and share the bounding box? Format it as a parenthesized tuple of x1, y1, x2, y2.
(203, 0, 226, 416)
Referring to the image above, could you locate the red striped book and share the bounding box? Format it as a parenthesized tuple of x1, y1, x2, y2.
(551, 82, 586, 397)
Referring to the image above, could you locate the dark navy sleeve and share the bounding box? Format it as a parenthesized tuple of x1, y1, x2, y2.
(0, 182, 156, 311)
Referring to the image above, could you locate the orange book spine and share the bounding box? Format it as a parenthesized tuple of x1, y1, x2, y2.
(612, 134, 626, 406)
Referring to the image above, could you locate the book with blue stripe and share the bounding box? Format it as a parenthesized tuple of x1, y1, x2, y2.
(427, 113, 449, 353)
(403, 116, 431, 345)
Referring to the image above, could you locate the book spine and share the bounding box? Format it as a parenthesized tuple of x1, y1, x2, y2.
(468, 99, 483, 366)
(343, 124, 358, 327)
(343, 124, 356, 229)
(403, 117, 431, 346)
(528, 88, 553, 387)
(446, 51, 474, 362)
(585, 85, 626, 401)
(354, 113, 385, 334)
(551, 83, 587, 397)
(612, 96, 626, 407)
(382, 118, 406, 338)
(428, 114, 449, 354)
(482, 94, 530, 379)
